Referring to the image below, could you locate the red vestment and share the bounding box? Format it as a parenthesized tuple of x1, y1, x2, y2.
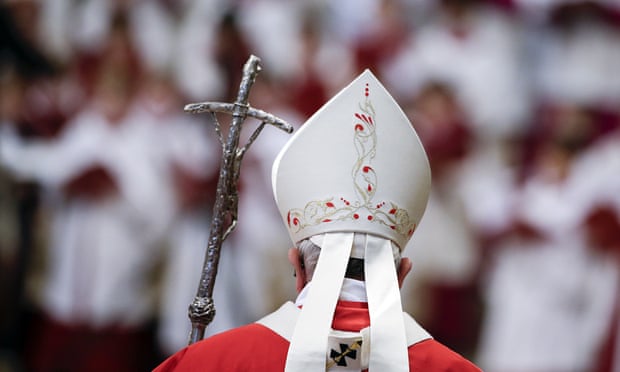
(155, 301, 480, 371)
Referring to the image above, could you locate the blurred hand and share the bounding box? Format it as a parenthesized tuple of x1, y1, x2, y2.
(505, 219, 546, 243)
(62, 164, 118, 200)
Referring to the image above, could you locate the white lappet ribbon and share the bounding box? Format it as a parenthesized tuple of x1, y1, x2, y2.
(285, 232, 354, 372)
(285, 232, 409, 371)
(364, 234, 409, 372)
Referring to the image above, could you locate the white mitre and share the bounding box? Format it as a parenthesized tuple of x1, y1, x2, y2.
(272, 70, 431, 371)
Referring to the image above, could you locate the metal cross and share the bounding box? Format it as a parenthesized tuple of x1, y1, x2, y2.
(185, 55, 293, 345)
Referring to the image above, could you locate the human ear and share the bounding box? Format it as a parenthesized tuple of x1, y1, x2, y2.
(397, 257, 412, 288)
(288, 248, 307, 293)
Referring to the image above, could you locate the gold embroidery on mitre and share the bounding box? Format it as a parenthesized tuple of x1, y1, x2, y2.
(287, 82, 416, 240)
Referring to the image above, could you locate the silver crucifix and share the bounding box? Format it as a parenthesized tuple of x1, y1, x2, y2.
(185, 55, 293, 345)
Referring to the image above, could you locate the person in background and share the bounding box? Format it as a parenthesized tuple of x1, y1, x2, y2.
(1, 15, 173, 370)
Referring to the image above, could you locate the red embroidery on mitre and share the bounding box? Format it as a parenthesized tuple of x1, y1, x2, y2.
(285, 79, 415, 240)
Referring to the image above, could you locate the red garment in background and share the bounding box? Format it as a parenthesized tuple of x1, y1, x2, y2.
(26, 313, 159, 372)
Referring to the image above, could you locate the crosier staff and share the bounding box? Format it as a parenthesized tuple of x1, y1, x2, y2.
(184, 55, 293, 345)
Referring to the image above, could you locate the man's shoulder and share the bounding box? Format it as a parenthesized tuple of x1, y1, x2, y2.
(154, 324, 288, 372)
(188, 323, 290, 355)
(409, 339, 482, 372)
(203, 323, 282, 344)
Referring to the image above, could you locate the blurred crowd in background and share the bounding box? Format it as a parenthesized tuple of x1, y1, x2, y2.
(1, 0, 620, 371)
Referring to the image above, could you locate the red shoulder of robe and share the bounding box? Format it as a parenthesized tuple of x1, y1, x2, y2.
(154, 323, 481, 372)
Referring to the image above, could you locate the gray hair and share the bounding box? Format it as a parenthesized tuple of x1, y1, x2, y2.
(297, 234, 402, 282)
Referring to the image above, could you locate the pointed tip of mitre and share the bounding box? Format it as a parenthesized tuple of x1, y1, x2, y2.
(272, 69, 431, 249)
